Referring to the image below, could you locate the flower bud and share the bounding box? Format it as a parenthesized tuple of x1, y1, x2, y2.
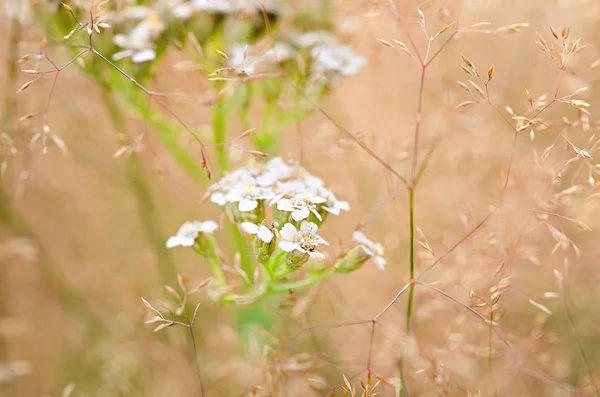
(285, 250, 309, 269)
(254, 232, 276, 264)
(334, 246, 369, 274)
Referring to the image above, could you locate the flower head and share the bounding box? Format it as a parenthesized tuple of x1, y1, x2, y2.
(279, 221, 329, 260)
(207, 157, 349, 223)
(166, 220, 218, 248)
(352, 231, 386, 270)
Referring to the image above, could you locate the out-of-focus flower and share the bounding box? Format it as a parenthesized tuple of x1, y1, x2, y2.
(166, 220, 218, 248)
(279, 221, 328, 260)
(190, 0, 286, 14)
(111, 2, 192, 63)
(227, 42, 296, 75)
(5, 0, 33, 24)
(292, 30, 338, 48)
(352, 231, 386, 270)
(311, 44, 366, 77)
(292, 30, 366, 79)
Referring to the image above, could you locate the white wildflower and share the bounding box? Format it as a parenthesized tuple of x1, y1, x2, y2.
(166, 220, 218, 248)
(292, 30, 338, 48)
(226, 183, 275, 212)
(206, 157, 349, 220)
(311, 44, 366, 77)
(352, 231, 386, 270)
(241, 222, 274, 243)
(279, 221, 329, 259)
(228, 42, 296, 75)
(276, 194, 326, 221)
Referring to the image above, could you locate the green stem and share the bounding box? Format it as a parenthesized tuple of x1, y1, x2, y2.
(213, 96, 228, 172)
(270, 269, 335, 293)
(405, 188, 415, 333)
(204, 239, 227, 286)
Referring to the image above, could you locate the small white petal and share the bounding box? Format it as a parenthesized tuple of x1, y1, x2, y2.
(132, 48, 156, 63)
(279, 241, 297, 252)
(352, 231, 369, 245)
(317, 236, 330, 246)
(200, 220, 218, 233)
(374, 256, 387, 271)
(112, 49, 135, 61)
(210, 192, 227, 206)
(277, 198, 295, 211)
(308, 251, 325, 259)
(292, 208, 310, 221)
(322, 206, 337, 215)
(300, 221, 318, 234)
(361, 245, 374, 257)
(257, 226, 274, 243)
(310, 207, 322, 221)
(280, 223, 298, 241)
(238, 199, 258, 212)
(241, 222, 259, 234)
(166, 236, 194, 248)
(337, 201, 350, 211)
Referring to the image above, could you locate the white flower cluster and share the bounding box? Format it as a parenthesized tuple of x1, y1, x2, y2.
(110, 0, 287, 63)
(207, 157, 349, 220)
(227, 31, 366, 78)
(292, 31, 366, 78)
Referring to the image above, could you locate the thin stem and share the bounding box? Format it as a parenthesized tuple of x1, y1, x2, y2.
(410, 68, 426, 181)
(187, 321, 206, 397)
(405, 188, 415, 333)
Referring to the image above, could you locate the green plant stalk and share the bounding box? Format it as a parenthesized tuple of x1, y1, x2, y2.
(213, 95, 228, 172)
(100, 85, 177, 287)
(205, 238, 227, 286)
(405, 188, 415, 333)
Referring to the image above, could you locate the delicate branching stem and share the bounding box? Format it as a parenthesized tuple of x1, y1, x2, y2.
(410, 70, 426, 181)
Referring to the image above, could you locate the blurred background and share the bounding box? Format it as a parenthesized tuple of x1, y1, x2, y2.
(2, 0, 600, 396)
